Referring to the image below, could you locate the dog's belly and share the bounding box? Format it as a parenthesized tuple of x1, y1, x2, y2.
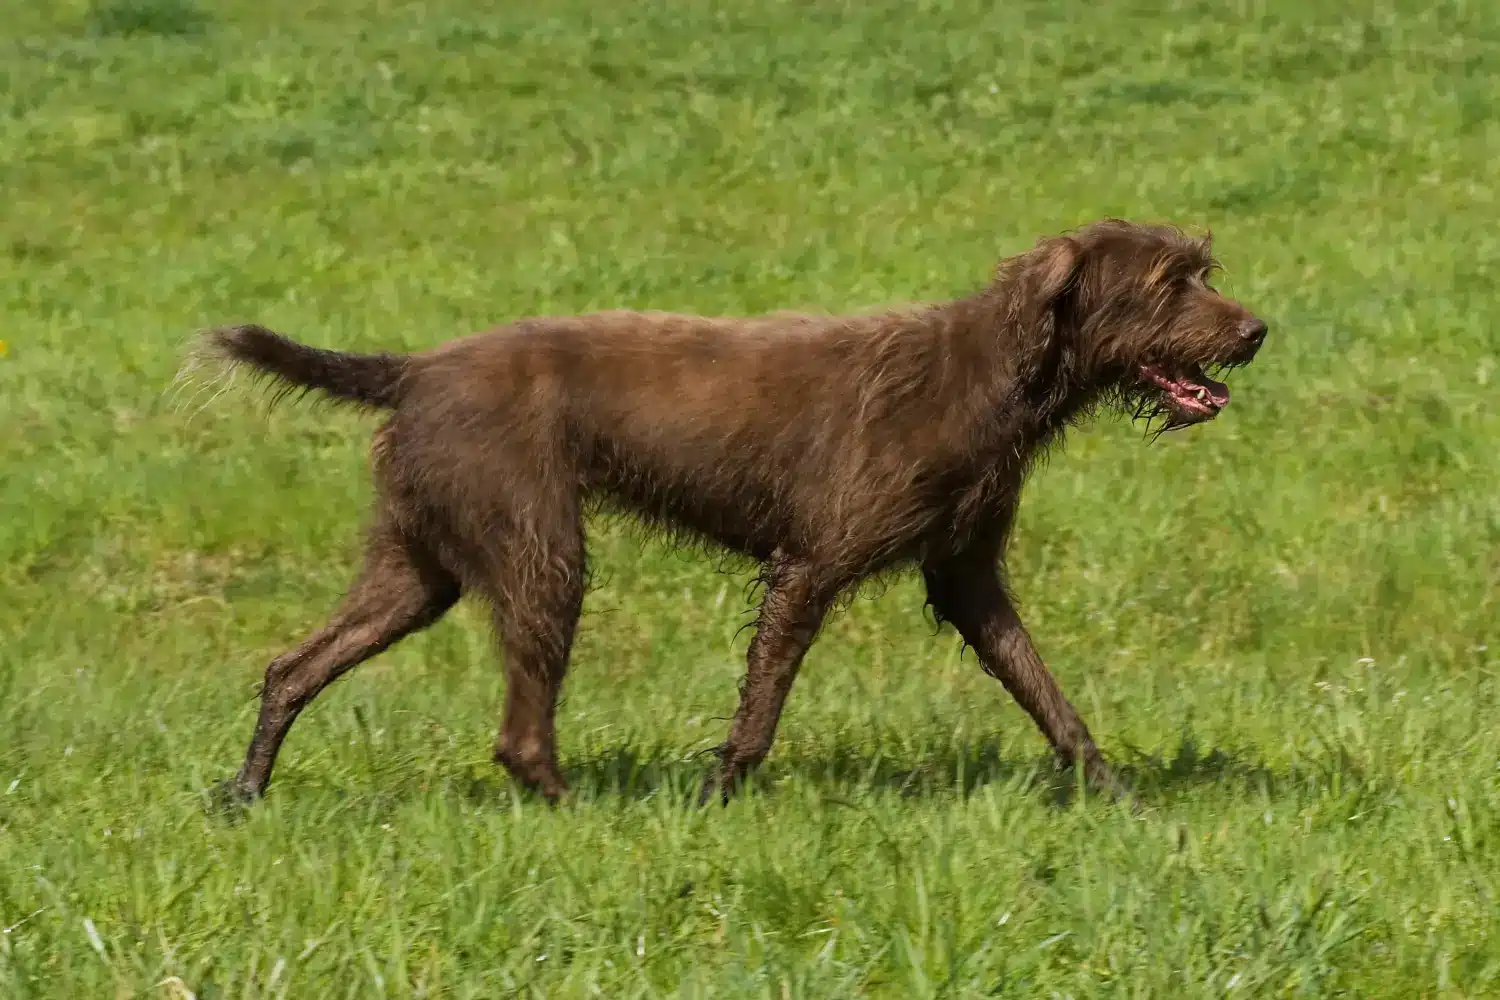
(594, 486, 785, 561)
(585, 456, 788, 561)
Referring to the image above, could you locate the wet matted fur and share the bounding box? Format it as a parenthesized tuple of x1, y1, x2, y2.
(187, 218, 1269, 806)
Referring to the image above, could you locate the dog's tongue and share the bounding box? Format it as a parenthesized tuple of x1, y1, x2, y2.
(1140, 363, 1231, 415)
(1194, 368, 1230, 408)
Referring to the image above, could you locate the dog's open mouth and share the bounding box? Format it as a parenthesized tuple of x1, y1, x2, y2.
(1139, 363, 1230, 423)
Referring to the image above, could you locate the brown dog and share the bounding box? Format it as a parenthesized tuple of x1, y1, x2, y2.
(192, 219, 1267, 806)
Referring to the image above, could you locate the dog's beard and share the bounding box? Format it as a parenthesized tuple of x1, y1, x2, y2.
(1123, 385, 1211, 442)
(1129, 393, 1188, 442)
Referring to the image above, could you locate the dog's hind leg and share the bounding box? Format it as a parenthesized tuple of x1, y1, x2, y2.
(701, 553, 837, 805)
(220, 513, 460, 804)
(923, 552, 1130, 801)
(478, 510, 586, 804)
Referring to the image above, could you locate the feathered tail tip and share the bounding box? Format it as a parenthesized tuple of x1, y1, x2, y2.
(168, 324, 408, 416)
(166, 325, 255, 418)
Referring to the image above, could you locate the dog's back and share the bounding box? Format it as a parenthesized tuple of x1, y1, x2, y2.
(393, 309, 973, 560)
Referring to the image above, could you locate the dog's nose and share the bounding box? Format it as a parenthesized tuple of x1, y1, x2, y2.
(1238, 317, 1268, 347)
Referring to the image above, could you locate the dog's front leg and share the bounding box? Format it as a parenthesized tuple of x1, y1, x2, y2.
(701, 554, 834, 805)
(923, 555, 1130, 801)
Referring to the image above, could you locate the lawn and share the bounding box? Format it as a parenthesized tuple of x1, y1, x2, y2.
(2, 0, 1498, 995)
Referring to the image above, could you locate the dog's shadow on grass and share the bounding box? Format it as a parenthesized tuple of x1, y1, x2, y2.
(458, 734, 1291, 810)
(207, 734, 1317, 822)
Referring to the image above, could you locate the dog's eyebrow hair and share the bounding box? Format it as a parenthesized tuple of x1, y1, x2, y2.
(1143, 249, 1190, 286)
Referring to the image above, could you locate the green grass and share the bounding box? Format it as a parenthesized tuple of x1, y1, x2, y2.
(2, 0, 1498, 995)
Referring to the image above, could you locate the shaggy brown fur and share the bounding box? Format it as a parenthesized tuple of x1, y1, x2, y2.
(190, 219, 1267, 807)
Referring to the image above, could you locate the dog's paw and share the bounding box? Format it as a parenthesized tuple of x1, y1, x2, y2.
(1086, 764, 1141, 812)
(204, 777, 259, 819)
(695, 773, 733, 808)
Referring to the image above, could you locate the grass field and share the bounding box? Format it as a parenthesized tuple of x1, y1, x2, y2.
(2, 0, 1498, 995)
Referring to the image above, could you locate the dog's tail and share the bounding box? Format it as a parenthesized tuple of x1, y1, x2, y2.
(188, 324, 409, 410)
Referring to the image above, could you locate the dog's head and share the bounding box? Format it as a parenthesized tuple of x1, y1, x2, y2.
(1003, 219, 1267, 429)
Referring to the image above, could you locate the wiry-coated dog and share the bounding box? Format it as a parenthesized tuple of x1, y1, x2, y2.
(189, 219, 1268, 807)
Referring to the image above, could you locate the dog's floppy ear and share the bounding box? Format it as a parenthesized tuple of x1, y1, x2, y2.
(1007, 235, 1085, 385)
(1018, 235, 1082, 309)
